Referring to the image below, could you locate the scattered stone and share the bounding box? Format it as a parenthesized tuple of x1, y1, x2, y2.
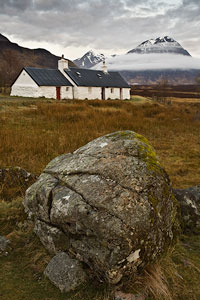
(44, 252, 86, 292)
(0, 235, 10, 255)
(0, 166, 38, 200)
(174, 186, 200, 234)
(24, 131, 179, 285)
(115, 291, 146, 300)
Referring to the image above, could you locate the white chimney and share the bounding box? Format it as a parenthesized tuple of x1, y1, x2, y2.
(58, 54, 69, 74)
(102, 60, 108, 73)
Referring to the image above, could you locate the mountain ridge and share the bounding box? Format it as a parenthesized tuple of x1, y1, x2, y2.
(91, 36, 199, 84)
(0, 33, 199, 86)
(127, 36, 191, 56)
(0, 33, 76, 86)
(73, 36, 192, 71)
(0, 33, 10, 42)
(74, 50, 105, 68)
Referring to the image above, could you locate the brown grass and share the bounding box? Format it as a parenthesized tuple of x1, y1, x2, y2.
(1, 97, 200, 188)
(122, 236, 200, 300)
(0, 96, 200, 300)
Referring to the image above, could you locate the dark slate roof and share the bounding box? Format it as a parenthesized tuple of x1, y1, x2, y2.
(24, 67, 73, 86)
(64, 67, 130, 88)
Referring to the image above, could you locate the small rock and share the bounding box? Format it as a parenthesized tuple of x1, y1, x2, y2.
(173, 186, 200, 234)
(44, 252, 86, 292)
(0, 236, 10, 255)
(115, 291, 146, 300)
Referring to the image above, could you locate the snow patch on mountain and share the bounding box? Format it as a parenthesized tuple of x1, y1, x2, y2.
(74, 50, 105, 68)
(128, 36, 191, 56)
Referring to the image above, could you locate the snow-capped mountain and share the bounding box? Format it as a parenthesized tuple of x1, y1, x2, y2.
(74, 50, 105, 68)
(127, 36, 191, 56)
(92, 36, 200, 84)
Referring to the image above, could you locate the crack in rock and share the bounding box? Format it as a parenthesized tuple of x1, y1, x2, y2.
(46, 172, 136, 232)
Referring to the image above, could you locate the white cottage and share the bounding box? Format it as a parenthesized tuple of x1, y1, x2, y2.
(11, 57, 130, 100)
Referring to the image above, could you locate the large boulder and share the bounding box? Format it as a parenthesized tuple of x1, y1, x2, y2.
(24, 131, 179, 285)
(173, 186, 200, 234)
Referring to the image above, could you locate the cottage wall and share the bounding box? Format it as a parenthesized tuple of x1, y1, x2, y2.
(105, 87, 120, 100)
(61, 86, 73, 99)
(40, 86, 56, 99)
(122, 88, 131, 100)
(73, 86, 130, 100)
(10, 70, 41, 98)
(104, 87, 130, 100)
(74, 86, 101, 100)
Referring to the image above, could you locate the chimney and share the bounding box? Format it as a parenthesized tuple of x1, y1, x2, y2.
(102, 60, 108, 73)
(58, 54, 69, 74)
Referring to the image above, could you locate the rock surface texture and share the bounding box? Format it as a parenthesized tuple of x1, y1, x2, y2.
(24, 131, 179, 285)
(44, 252, 86, 292)
(174, 186, 200, 234)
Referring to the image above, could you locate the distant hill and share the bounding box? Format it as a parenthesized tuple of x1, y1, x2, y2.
(93, 36, 200, 85)
(0, 33, 10, 42)
(127, 36, 191, 56)
(0, 33, 76, 86)
(74, 50, 105, 68)
(120, 69, 200, 85)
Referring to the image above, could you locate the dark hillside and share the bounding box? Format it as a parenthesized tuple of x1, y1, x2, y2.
(131, 84, 200, 98)
(0, 33, 76, 86)
(120, 69, 200, 85)
(0, 33, 10, 42)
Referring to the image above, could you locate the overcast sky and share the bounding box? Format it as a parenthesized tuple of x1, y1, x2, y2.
(0, 0, 200, 60)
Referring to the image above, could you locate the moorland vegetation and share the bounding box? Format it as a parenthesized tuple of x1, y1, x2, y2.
(0, 95, 200, 300)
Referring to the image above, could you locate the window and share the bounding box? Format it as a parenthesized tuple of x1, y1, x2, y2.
(111, 88, 114, 93)
(66, 87, 69, 91)
(76, 71, 81, 77)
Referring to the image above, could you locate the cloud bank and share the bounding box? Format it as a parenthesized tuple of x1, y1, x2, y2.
(94, 53, 200, 71)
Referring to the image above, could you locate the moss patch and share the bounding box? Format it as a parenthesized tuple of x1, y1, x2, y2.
(135, 134, 159, 164)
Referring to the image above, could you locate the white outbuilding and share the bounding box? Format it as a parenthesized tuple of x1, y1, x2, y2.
(11, 57, 131, 100)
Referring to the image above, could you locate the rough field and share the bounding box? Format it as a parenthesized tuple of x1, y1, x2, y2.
(0, 95, 200, 300)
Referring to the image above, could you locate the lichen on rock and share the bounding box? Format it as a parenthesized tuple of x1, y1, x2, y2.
(24, 130, 179, 287)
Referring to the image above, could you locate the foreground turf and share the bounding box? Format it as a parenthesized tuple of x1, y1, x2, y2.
(0, 96, 200, 299)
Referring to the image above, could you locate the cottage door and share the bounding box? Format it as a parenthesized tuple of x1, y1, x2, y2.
(56, 87, 61, 100)
(101, 87, 105, 100)
(120, 88, 123, 100)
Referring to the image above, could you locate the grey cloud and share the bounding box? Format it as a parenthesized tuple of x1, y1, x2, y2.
(0, 0, 199, 58)
(94, 53, 200, 71)
(182, 0, 200, 6)
(0, 0, 32, 10)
